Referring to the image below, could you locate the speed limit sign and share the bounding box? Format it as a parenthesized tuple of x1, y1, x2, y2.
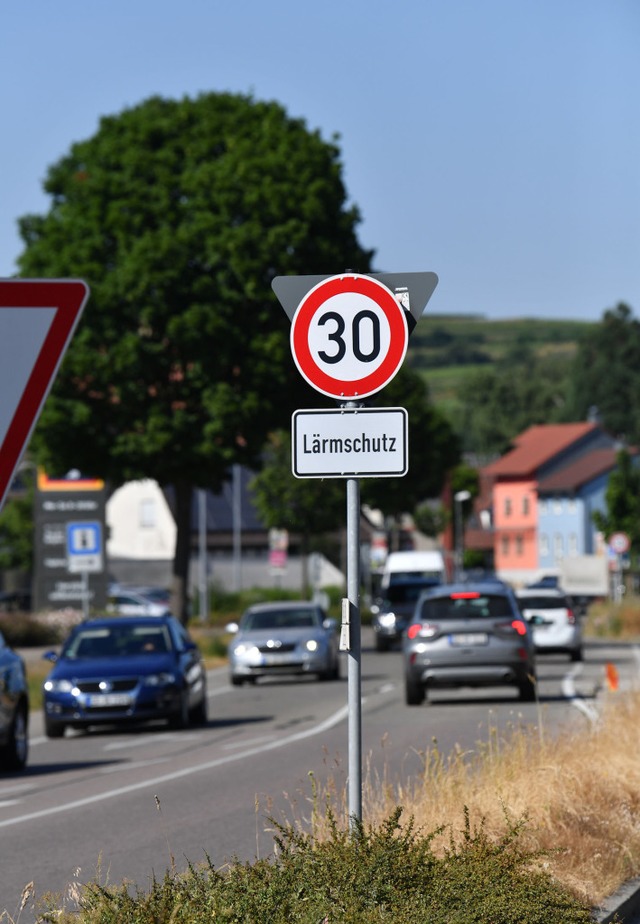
(290, 273, 409, 399)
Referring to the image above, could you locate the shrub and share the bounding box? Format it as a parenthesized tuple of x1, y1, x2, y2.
(43, 808, 600, 923)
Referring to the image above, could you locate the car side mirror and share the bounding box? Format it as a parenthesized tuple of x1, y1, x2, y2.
(323, 617, 338, 631)
(43, 650, 58, 663)
(225, 622, 239, 634)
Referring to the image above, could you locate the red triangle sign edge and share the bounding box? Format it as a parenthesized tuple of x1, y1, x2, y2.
(0, 279, 90, 512)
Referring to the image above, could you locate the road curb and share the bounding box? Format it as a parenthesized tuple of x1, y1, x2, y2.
(596, 877, 640, 923)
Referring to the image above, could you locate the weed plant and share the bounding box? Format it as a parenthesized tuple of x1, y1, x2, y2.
(35, 809, 598, 923)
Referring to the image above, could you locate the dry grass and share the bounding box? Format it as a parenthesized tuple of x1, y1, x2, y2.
(286, 688, 640, 908)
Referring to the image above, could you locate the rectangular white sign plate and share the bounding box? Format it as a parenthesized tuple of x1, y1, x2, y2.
(292, 407, 408, 478)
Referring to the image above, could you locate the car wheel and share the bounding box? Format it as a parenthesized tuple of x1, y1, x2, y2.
(405, 675, 425, 706)
(169, 689, 190, 729)
(518, 676, 537, 702)
(375, 636, 391, 652)
(44, 715, 66, 739)
(0, 703, 28, 770)
(190, 696, 208, 725)
(570, 648, 583, 662)
(231, 675, 244, 687)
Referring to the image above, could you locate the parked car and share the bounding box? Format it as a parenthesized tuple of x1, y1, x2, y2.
(0, 630, 29, 771)
(516, 588, 583, 661)
(371, 578, 440, 651)
(227, 601, 340, 685)
(42, 615, 207, 738)
(403, 582, 537, 706)
(107, 589, 172, 618)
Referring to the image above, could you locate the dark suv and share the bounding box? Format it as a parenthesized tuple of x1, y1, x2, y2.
(403, 582, 536, 705)
(371, 579, 441, 651)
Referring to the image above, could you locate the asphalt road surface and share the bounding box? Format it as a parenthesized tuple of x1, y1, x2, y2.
(1, 633, 638, 921)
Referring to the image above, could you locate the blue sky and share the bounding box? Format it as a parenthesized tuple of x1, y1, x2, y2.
(2, 0, 638, 320)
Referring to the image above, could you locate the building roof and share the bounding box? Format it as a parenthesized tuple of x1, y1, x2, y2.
(537, 447, 630, 493)
(482, 423, 600, 479)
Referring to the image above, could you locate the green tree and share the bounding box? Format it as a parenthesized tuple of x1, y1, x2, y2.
(593, 449, 640, 555)
(566, 303, 640, 441)
(250, 431, 345, 593)
(455, 347, 570, 458)
(17, 92, 372, 621)
(362, 366, 460, 545)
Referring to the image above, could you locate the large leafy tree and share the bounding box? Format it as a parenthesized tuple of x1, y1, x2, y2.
(566, 303, 640, 441)
(17, 92, 372, 620)
(362, 366, 460, 542)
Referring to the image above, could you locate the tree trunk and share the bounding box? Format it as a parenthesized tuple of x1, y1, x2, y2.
(171, 480, 193, 625)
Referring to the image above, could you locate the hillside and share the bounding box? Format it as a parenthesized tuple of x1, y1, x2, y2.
(406, 313, 595, 417)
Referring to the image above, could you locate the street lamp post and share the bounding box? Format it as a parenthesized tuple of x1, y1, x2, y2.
(454, 490, 471, 582)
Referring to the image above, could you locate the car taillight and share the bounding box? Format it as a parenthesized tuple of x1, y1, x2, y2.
(495, 619, 528, 637)
(407, 623, 439, 639)
(567, 608, 576, 625)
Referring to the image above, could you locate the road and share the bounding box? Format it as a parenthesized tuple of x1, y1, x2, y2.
(1, 633, 637, 920)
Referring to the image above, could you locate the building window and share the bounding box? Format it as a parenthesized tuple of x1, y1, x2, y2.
(569, 532, 578, 556)
(539, 533, 549, 557)
(538, 498, 547, 514)
(504, 497, 512, 517)
(554, 533, 564, 559)
(568, 498, 577, 514)
(552, 498, 563, 515)
(515, 535, 524, 556)
(522, 496, 529, 516)
(501, 535, 510, 557)
(139, 499, 157, 528)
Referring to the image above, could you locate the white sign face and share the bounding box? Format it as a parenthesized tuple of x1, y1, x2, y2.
(67, 521, 103, 573)
(290, 274, 409, 399)
(292, 408, 408, 478)
(0, 280, 89, 513)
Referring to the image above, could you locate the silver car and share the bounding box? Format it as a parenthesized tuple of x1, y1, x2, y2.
(516, 588, 583, 661)
(403, 582, 537, 705)
(227, 601, 339, 685)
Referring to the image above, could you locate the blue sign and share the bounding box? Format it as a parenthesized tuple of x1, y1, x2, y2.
(67, 521, 103, 572)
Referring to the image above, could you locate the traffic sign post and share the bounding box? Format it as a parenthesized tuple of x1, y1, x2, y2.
(67, 520, 103, 620)
(0, 279, 89, 513)
(289, 273, 409, 399)
(272, 269, 438, 827)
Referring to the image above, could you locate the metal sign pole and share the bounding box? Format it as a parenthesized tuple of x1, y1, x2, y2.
(346, 474, 362, 826)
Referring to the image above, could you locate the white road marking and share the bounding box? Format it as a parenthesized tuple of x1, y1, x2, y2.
(0, 703, 349, 829)
(562, 664, 599, 722)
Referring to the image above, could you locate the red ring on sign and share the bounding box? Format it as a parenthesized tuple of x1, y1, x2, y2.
(290, 274, 408, 399)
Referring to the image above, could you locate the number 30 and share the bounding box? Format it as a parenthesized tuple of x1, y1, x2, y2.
(317, 310, 381, 364)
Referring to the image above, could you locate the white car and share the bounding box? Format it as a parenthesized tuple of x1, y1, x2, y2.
(107, 589, 171, 618)
(516, 588, 583, 661)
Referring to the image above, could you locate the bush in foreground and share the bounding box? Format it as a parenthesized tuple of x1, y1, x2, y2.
(38, 808, 600, 924)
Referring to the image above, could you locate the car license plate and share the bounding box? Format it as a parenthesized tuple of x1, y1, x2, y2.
(449, 633, 488, 646)
(263, 653, 289, 665)
(87, 693, 132, 707)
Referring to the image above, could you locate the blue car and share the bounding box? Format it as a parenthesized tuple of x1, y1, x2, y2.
(42, 615, 207, 738)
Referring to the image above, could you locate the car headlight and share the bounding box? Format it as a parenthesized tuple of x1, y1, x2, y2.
(144, 672, 177, 687)
(233, 644, 260, 657)
(44, 679, 77, 694)
(379, 612, 397, 627)
(305, 640, 319, 652)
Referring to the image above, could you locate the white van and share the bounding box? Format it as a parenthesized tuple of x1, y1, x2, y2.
(381, 550, 446, 588)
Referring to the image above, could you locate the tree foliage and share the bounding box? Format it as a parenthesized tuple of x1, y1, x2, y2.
(455, 346, 571, 458)
(593, 449, 640, 555)
(362, 366, 460, 517)
(566, 302, 640, 441)
(16, 92, 373, 618)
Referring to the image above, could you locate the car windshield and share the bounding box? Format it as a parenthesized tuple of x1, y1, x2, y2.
(63, 624, 172, 658)
(519, 596, 569, 610)
(419, 593, 514, 621)
(382, 584, 434, 606)
(242, 608, 321, 631)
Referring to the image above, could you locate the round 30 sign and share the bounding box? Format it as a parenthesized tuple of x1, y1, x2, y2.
(290, 274, 409, 399)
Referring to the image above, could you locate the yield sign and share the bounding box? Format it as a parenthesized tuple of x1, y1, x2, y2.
(0, 279, 89, 512)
